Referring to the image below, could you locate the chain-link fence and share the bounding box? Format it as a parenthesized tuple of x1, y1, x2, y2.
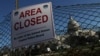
(0, 13, 11, 49)
(0, 3, 100, 56)
(53, 3, 100, 34)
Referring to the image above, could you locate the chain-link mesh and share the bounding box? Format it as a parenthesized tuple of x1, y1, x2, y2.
(0, 3, 100, 56)
(53, 4, 100, 35)
(0, 13, 11, 50)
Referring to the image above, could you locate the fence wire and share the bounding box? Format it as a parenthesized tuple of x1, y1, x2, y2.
(53, 4, 100, 35)
(0, 3, 100, 56)
(0, 13, 11, 50)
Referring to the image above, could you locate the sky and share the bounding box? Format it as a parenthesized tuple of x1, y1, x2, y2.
(0, 0, 100, 22)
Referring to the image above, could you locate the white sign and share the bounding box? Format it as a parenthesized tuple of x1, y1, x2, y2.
(12, 2, 55, 48)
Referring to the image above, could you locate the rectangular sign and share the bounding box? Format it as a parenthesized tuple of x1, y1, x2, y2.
(12, 2, 55, 48)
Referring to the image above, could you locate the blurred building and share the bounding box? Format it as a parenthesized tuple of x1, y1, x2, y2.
(68, 16, 96, 37)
